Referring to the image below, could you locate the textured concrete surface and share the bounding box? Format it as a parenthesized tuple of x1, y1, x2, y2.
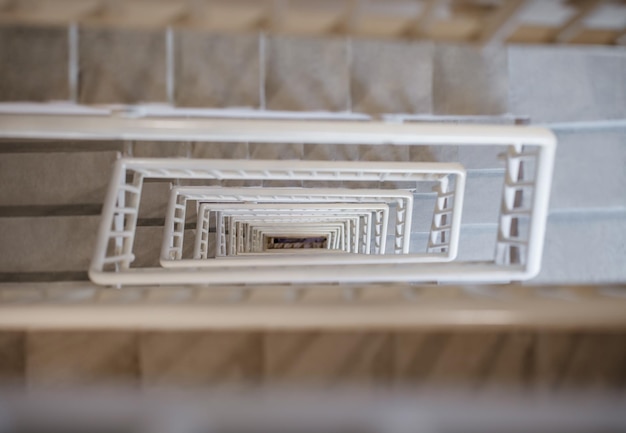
(0, 216, 99, 273)
(140, 331, 263, 387)
(534, 212, 626, 284)
(433, 44, 509, 115)
(396, 332, 515, 387)
(404, 225, 498, 259)
(1, 330, 625, 389)
(534, 333, 626, 388)
(137, 182, 171, 220)
(509, 46, 626, 122)
(132, 227, 196, 267)
(264, 332, 392, 385)
(249, 142, 303, 160)
(460, 172, 505, 225)
(358, 144, 409, 162)
(0, 24, 69, 101)
(132, 141, 190, 158)
(0, 152, 117, 206)
(457, 145, 506, 170)
(79, 27, 167, 104)
(0, 332, 25, 384)
(265, 35, 349, 111)
(27, 331, 139, 388)
(176, 31, 260, 108)
(191, 142, 249, 159)
(351, 39, 432, 114)
(549, 131, 626, 211)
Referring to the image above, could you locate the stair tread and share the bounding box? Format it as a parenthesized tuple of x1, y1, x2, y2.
(0, 151, 117, 207)
(0, 216, 100, 274)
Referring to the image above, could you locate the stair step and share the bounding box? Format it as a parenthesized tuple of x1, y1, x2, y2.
(132, 227, 195, 267)
(0, 216, 99, 274)
(0, 151, 117, 207)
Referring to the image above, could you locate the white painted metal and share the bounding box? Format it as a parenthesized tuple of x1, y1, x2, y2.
(0, 114, 556, 285)
(237, 221, 348, 253)
(161, 191, 397, 264)
(235, 218, 349, 255)
(211, 204, 381, 251)
(158, 174, 453, 268)
(176, 186, 408, 255)
(193, 206, 370, 258)
(91, 156, 463, 284)
(184, 202, 388, 261)
(232, 219, 352, 254)
(237, 216, 360, 252)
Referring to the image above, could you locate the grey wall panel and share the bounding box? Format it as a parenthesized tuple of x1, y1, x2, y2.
(0, 24, 69, 101)
(509, 46, 626, 122)
(351, 40, 432, 114)
(433, 44, 508, 115)
(549, 131, 626, 211)
(79, 28, 167, 104)
(532, 212, 626, 284)
(265, 35, 349, 111)
(176, 32, 260, 108)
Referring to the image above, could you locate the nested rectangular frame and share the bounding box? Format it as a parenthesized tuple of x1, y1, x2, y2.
(167, 197, 390, 267)
(249, 212, 376, 254)
(227, 202, 389, 254)
(242, 222, 347, 254)
(227, 218, 346, 255)
(160, 184, 429, 263)
(256, 229, 337, 253)
(93, 157, 466, 284)
(263, 234, 329, 252)
(201, 203, 366, 257)
(165, 186, 416, 263)
(218, 203, 386, 255)
(0, 116, 553, 284)
(232, 218, 355, 255)
(186, 205, 366, 261)
(95, 157, 463, 284)
(160, 184, 462, 271)
(188, 202, 389, 260)
(261, 231, 331, 252)
(234, 216, 353, 256)
(241, 210, 380, 255)
(190, 195, 368, 259)
(235, 215, 358, 255)
(161, 177, 444, 267)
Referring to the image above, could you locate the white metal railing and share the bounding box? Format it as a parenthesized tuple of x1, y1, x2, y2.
(90, 157, 463, 284)
(234, 221, 348, 253)
(196, 206, 367, 258)
(223, 211, 368, 255)
(156, 170, 460, 269)
(170, 202, 389, 263)
(171, 186, 410, 255)
(0, 115, 556, 285)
